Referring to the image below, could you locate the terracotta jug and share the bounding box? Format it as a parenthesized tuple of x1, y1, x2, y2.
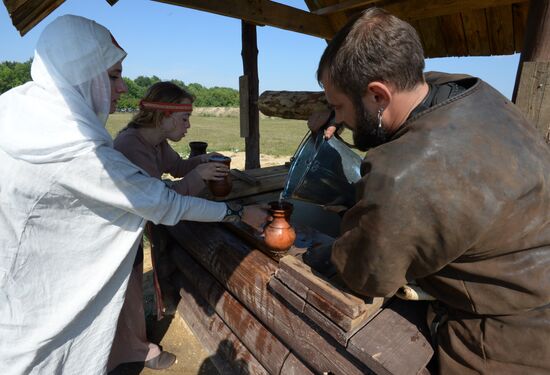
(189, 141, 208, 158)
(207, 155, 232, 197)
(264, 201, 296, 253)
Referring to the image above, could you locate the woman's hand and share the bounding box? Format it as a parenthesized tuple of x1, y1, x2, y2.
(194, 162, 228, 181)
(307, 110, 338, 139)
(241, 204, 271, 232)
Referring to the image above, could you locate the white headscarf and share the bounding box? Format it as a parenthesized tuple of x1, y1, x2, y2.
(0, 14, 126, 163)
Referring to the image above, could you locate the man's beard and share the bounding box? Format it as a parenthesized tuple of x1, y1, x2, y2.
(352, 100, 389, 151)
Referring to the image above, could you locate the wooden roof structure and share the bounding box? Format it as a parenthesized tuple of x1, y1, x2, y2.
(2, 0, 531, 58)
(3, 0, 549, 161)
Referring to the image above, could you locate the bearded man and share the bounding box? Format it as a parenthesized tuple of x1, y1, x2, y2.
(313, 7, 550, 375)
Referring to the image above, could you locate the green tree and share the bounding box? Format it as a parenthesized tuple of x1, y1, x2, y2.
(0, 61, 240, 110)
(0, 59, 32, 94)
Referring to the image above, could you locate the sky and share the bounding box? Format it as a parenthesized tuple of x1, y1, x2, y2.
(1, 0, 520, 98)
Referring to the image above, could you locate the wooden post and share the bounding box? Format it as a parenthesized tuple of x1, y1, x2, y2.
(512, 0, 550, 142)
(239, 75, 250, 137)
(241, 21, 260, 169)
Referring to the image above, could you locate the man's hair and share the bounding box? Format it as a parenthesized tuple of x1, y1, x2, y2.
(317, 8, 425, 97)
(130, 81, 195, 128)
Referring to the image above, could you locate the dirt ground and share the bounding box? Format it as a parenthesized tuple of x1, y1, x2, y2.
(109, 152, 290, 375)
(221, 151, 292, 170)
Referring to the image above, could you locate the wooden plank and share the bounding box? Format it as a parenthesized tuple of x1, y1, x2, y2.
(172, 246, 295, 374)
(269, 277, 346, 346)
(461, 9, 491, 56)
(276, 267, 383, 332)
(4, 0, 29, 11)
(348, 299, 434, 375)
(280, 353, 315, 375)
(268, 276, 306, 313)
(486, 5, 515, 55)
(152, 0, 334, 39)
(515, 61, 550, 140)
(275, 268, 309, 299)
(278, 255, 371, 319)
(305, 283, 383, 331)
(304, 0, 348, 34)
(203, 165, 287, 201)
(9, 0, 65, 36)
(230, 168, 259, 185)
(177, 277, 270, 375)
(239, 75, 250, 138)
(512, 1, 529, 52)
(269, 277, 375, 347)
(411, 18, 447, 57)
(440, 13, 468, 56)
(384, 0, 528, 22)
(168, 222, 370, 374)
(311, 0, 380, 16)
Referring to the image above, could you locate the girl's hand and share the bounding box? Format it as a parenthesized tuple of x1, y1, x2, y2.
(194, 162, 228, 181)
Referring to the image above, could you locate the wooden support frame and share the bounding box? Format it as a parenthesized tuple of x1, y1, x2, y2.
(242, 21, 260, 169)
(239, 75, 250, 138)
(512, 0, 550, 142)
(515, 61, 550, 141)
(311, 0, 380, 16)
(513, 0, 550, 100)
(151, 0, 334, 39)
(384, 0, 528, 21)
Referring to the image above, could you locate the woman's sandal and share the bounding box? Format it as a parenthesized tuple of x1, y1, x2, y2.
(144, 351, 177, 370)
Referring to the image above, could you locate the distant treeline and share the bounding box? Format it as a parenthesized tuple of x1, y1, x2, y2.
(0, 59, 239, 109)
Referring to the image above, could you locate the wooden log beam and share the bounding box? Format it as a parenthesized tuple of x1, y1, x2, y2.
(167, 222, 370, 374)
(242, 22, 260, 169)
(151, 0, 334, 39)
(177, 276, 270, 375)
(171, 245, 314, 374)
(258, 90, 330, 120)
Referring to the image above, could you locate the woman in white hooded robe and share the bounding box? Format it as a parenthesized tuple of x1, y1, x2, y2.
(0, 14, 265, 375)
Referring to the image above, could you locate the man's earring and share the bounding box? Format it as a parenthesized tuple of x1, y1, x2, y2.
(377, 108, 384, 129)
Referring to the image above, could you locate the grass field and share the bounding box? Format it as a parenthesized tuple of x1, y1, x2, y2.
(106, 112, 311, 158)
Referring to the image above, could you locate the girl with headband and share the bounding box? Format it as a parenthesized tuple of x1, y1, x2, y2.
(109, 81, 239, 371)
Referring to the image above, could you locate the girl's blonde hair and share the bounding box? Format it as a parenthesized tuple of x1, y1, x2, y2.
(130, 81, 195, 129)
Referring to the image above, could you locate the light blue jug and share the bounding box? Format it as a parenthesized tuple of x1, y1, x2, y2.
(281, 131, 362, 208)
